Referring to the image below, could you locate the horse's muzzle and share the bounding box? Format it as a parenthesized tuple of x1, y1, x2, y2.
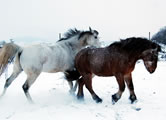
(148, 68, 155, 74)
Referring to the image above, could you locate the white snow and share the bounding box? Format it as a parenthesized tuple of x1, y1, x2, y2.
(0, 61, 166, 120)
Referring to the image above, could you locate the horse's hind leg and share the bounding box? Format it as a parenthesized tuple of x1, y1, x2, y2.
(112, 74, 125, 104)
(0, 70, 22, 97)
(0, 61, 22, 98)
(77, 77, 84, 100)
(83, 74, 102, 103)
(22, 72, 40, 102)
(124, 73, 137, 103)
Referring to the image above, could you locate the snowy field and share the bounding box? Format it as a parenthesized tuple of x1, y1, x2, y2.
(0, 61, 166, 120)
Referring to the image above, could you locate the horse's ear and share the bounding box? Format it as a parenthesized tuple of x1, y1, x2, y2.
(94, 30, 99, 35)
(151, 48, 158, 54)
(89, 27, 92, 32)
(152, 48, 158, 52)
(143, 48, 158, 56)
(142, 49, 152, 56)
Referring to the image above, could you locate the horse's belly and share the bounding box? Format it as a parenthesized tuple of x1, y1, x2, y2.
(93, 71, 114, 77)
(42, 61, 73, 73)
(90, 64, 114, 77)
(42, 65, 60, 73)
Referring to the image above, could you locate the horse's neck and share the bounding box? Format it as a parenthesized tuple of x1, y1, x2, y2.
(61, 37, 84, 53)
(66, 41, 82, 54)
(109, 47, 140, 67)
(127, 53, 142, 68)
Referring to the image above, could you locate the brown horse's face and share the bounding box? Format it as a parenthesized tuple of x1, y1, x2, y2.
(142, 48, 159, 73)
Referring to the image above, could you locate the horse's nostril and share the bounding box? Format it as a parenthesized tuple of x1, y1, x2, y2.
(150, 69, 155, 73)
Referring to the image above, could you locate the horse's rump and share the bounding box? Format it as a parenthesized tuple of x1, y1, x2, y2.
(0, 43, 21, 76)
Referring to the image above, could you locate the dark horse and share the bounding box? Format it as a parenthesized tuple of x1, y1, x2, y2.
(75, 37, 161, 104)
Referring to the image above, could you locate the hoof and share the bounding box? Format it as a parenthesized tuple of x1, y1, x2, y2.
(112, 94, 119, 104)
(129, 95, 137, 104)
(77, 95, 84, 101)
(93, 95, 102, 103)
(95, 97, 102, 103)
(95, 98, 102, 103)
(28, 100, 35, 104)
(0, 94, 4, 99)
(69, 90, 75, 96)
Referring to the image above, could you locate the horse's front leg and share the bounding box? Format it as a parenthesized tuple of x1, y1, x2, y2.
(124, 73, 137, 103)
(67, 81, 74, 94)
(112, 74, 125, 104)
(67, 81, 78, 95)
(73, 80, 78, 92)
(64, 70, 80, 94)
(77, 77, 85, 100)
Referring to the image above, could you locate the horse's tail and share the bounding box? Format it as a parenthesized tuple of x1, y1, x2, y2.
(0, 43, 22, 76)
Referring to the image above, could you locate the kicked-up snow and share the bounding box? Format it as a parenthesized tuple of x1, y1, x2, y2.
(0, 61, 166, 120)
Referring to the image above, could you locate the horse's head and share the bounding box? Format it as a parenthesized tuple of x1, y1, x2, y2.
(78, 27, 100, 47)
(141, 47, 160, 73)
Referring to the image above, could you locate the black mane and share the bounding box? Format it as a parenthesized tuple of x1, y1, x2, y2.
(58, 28, 81, 42)
(58, 28, 96, 42)
(110, 37, 161, 54)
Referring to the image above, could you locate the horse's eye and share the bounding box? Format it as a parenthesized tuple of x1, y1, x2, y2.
(94, 36, 97, 39)
(151, 56, 157, 61)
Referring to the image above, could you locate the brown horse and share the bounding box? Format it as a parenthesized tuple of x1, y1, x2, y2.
(75, 37, 161, 104)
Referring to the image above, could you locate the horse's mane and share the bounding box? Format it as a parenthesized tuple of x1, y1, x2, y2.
(58, 28, 81, 42)
(110, 37, 161, 54)
(58, 28, 95, 42)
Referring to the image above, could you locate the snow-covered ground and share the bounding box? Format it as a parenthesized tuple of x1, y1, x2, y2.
(0, 61, 166, 120)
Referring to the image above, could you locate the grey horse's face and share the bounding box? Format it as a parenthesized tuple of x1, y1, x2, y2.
(86, 30, 100, 47)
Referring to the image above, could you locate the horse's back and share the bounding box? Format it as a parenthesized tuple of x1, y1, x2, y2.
(75, 47, 111, 75)
(75, 46, 131, 76)
(20, 44, 55, 72)
(19, 43, 73, 73)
